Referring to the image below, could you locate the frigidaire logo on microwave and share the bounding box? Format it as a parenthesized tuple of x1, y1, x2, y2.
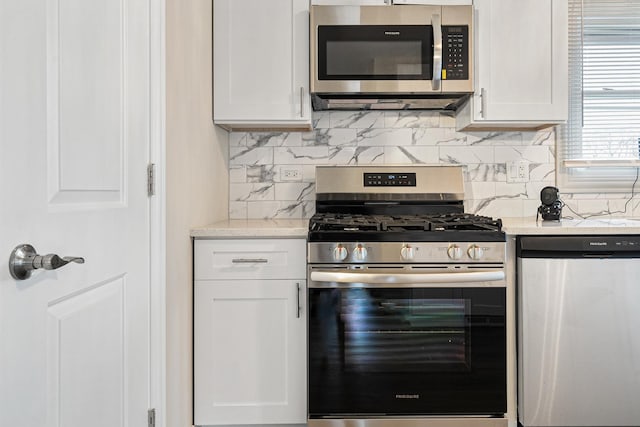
(385, 31, 400, 35)
(395, 394, 420, 399)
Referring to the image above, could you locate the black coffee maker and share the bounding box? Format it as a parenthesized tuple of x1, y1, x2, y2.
(537, 186, 563, 220)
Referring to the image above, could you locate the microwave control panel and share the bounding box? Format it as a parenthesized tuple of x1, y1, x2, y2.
(442, 26, 469, 80)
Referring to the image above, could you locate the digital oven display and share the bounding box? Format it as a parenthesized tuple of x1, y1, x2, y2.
(364, 172, 417, 187)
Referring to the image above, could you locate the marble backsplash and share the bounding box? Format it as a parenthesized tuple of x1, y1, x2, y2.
(228, 111, 640, 220)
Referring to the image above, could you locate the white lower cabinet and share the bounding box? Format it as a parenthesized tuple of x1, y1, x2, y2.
(194, 239, 307, 426)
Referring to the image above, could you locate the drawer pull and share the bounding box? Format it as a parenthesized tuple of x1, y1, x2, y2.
(231, 258, 268, 264)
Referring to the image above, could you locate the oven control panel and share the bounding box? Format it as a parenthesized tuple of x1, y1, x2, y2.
(309, 242, 506, 264)
(363, 172, 416, 187)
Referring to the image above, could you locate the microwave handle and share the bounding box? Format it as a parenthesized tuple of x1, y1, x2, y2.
(431, 13, 442, 91)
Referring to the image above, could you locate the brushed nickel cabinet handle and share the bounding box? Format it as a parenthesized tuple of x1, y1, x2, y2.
(296, 282, 301, 318)
(231, 258, 268, 264)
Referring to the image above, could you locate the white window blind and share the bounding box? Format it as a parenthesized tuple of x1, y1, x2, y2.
(558, 0, 640, 191)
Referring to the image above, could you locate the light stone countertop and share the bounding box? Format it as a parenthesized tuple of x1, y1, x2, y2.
(191, 219, 308, 238)
(502, 216, 640, 235)
(192, 217, 640, 239)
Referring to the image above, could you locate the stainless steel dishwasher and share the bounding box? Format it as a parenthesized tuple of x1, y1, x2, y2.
(517, 235, 640, 427)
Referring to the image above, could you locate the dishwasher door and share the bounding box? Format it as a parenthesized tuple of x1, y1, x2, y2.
(517, 235, 640, 427)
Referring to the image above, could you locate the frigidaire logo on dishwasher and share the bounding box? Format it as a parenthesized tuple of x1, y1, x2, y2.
(589, 242, 608, 246)
(385, 31, 400, 35)
(395, 394, 420, 399)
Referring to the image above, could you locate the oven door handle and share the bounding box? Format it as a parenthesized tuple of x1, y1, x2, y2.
(310, 270, 505, 287)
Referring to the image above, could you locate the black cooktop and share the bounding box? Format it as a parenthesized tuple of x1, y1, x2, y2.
(308, 212, 505, 242)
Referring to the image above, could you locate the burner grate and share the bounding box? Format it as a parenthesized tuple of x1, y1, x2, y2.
(309, 213, 502, 233)
(428, 213, 502, 232)
(309, 214, 382, 231)
(380, 215, 431, 232)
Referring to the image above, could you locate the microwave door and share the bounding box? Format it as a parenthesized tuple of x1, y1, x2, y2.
(318, 25, 434, 81)
(315, 24, 439, 94)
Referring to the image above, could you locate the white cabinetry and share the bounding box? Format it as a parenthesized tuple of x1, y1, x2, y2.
(311, 1, 470, 3)
(311, 0, 388, 4)
(213, 0, 311, 131)
(393, 0, 471, 4)
(456, 0, 568, 130)
(194, 238, 307, 426)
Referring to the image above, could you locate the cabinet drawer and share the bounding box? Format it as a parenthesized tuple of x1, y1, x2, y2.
(194, 238, 306, 280)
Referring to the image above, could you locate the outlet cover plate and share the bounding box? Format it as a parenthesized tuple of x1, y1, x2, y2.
(280, 166, 303, 182)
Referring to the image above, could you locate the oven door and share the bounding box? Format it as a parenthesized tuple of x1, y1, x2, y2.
(307, 266, 507, 418)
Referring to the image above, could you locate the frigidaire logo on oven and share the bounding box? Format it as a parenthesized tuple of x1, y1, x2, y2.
(589, 242, 608, 246)
(385, 31, 400, 35)
(395, 394, 420, 399)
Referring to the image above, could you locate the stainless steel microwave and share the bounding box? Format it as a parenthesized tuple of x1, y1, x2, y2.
(310, 5, 474, 110)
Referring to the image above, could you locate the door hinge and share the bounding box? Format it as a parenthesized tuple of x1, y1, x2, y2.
(147, 163, 156, 197)
(148, 408, 156, 427)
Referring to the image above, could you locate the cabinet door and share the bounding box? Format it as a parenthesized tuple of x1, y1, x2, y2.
(194, 279, 306, 426)
(311, 0, 388, 4)
(214, 0, 311, 128)
(393, 0, 471, 4)
(473, 0, 568, 122)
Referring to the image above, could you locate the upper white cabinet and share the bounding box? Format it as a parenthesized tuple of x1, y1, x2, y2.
(213, 0, 311, 131)
(456, 0, 568, 130)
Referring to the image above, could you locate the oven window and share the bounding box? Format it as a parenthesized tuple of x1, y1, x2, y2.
(308, 287, 506, 417)
(318, 25, 432, 80)
(341, 290, 469, 372)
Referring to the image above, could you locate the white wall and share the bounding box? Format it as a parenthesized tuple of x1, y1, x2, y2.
(166, 1, 229, 425)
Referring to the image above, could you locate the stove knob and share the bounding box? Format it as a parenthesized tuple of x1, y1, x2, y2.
(401, 245, 415, 261)
(333, 245, 348, 261)
(353, 244, 368, 261)
(467, 244, 484, 260)
(447, 244, 463, 260)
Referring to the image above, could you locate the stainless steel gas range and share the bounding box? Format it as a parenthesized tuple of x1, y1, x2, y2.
(307, 166, 507, 427)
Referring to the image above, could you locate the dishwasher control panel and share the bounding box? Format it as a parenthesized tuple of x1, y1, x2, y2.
(518, 235, 640, 258)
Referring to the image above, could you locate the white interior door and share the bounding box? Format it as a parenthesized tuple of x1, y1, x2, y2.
(0, 1, 151, 426)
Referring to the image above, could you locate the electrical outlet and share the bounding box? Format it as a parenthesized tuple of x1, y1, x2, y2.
(280, 166, 303, 181)
(507, 161, 529, 183)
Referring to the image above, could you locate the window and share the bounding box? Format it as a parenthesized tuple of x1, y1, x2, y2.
(558, 0, 640, 192)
